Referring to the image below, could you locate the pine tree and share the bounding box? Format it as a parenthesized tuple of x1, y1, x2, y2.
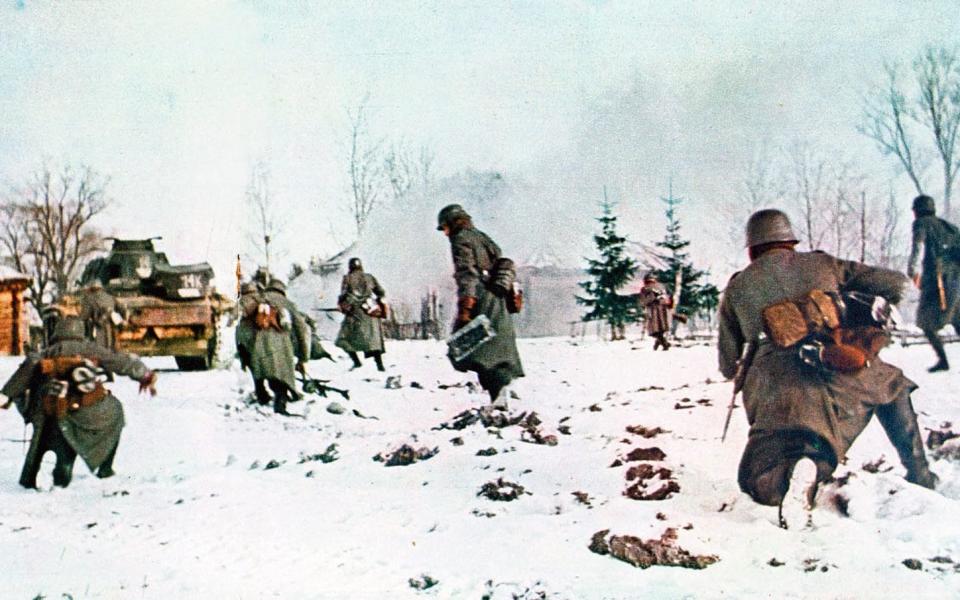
(577, 191, 639, 340)
(650, 184, 720, 321)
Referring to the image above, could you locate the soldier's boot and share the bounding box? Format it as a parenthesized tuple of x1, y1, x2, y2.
(254, 379, 271, 406)
(653, 337, 662, 351)
(97, 442, 119, 479)
(924, 329, 949, 372)
(52, 456, 76, 488)
(778, 457, 818, 530)
(661, 335, 671, 351)
(18, 450, 44, 489)
(272, 383, 290, 416)
(348, 352, 363, 370)
(373, 353, 385, 372)
(876, 395, 939, 489)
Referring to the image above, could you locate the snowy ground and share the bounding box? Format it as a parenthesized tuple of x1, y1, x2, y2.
(1, 335, 959, 599)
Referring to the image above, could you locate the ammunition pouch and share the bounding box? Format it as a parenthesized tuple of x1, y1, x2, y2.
(761, 289, 840, 349)
(777, 290, 895, 374)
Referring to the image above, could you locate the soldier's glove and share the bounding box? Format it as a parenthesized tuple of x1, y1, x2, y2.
(912, 273, 921, 288)
(454, 296, 477, 330)
(0, 393, 10, 410)
(138, 370, 158, 396)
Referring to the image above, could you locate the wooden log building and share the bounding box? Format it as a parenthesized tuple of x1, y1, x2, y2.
(0, 266, 30, 356)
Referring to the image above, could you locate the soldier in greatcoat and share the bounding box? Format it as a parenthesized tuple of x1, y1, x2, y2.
(1, 316, 157, 489)
(437, 204, 524, 408)
(335, 258, 386, 371)
(718, 209, 937, 528)
(247, 278, 309, 415)
(79, 280, 119, 349)
(638, 273, 672, 351)
(906, 194, 960, 372)
(235, 281, 270, 403)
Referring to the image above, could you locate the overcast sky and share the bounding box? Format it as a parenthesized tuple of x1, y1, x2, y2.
(1, 2, 959, 289)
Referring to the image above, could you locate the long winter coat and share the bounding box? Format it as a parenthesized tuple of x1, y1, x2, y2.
(1, 338, 150, 471)
(907, 214, 960, 331)
(79, 288, 118, 349)
(718, 249, 913, 469)
(235, 290, 259, 368)
(248, 290, 309, 390)
(335, 271, 385, 355)
(446, 226, 524, 381)
(639, 282, 672, 335)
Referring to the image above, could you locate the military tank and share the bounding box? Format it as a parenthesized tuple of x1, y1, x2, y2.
(53, 238, 234, 370)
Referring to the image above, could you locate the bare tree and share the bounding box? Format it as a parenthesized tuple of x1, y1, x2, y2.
(346, 95, 385, 236)
(860, 63, 928, 195)
(245, 161, 283, 271)
(0, 163, 110, 314)
(785, 141, 832, 251)
(861, 46, 960, 219)
(915, 46, 960, 217)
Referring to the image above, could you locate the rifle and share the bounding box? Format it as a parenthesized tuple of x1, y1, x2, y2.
(721, 341, 757, 443)
(313, 307, 343, 313)
(235, 254, 242, 320)
(937, 259, 948, 311)
(297, 372, 349, 401)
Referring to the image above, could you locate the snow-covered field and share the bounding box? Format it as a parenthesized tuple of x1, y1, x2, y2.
(1, 335, 959, 599)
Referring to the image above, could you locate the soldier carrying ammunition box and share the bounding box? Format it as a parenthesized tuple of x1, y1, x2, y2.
(438, 204, 524, 409)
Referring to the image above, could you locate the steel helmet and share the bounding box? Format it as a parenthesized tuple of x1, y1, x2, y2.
(745, 209, 798, 248)
(436, 204, 471, 230)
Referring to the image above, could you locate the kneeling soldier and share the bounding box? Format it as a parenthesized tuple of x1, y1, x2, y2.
(1, 316, 157, 489)
(719, 209, 937, 529)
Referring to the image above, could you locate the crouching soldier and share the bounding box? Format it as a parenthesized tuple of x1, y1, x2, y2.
(437, 204, 524, 409)
(247, 278, 309, 415)
(718, 209, 937, 529)
(335, 258, 387, 371)
(1, 316, 157, 489)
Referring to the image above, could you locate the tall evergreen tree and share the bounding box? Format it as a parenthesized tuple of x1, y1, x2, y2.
(650, 185, 720, 321)
(577, 191, 639, 340)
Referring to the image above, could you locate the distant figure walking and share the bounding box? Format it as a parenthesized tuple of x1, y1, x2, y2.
(906, 194, 960, 372)
(638, 273, 672, 351)
(335, 258, 387, 372)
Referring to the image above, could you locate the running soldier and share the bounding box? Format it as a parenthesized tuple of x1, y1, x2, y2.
(906, 194, 960, 372)
(335, 258, 387, 372)
(438, 204, 524, 408)
(1, 316, 157, 489)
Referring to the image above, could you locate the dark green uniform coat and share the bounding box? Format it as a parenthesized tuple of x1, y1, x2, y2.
(79, 288, 118, 349)
(249, 290, 309, 391)
(447, 226, 524, 385)
(235, 290, 259, 369)
(2, 338, 150, 472)
(335, 271, 385, 355)
(907, 214, 960, 332)
(718, 249, 916, 498)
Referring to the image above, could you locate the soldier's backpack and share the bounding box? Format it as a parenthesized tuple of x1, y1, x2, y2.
(936, 218, 960, 263)
(487, 257, 523, 314)
(763, 289, 898, 373)
(254, 302, 285, 331)
(38, 355, 107, 418)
